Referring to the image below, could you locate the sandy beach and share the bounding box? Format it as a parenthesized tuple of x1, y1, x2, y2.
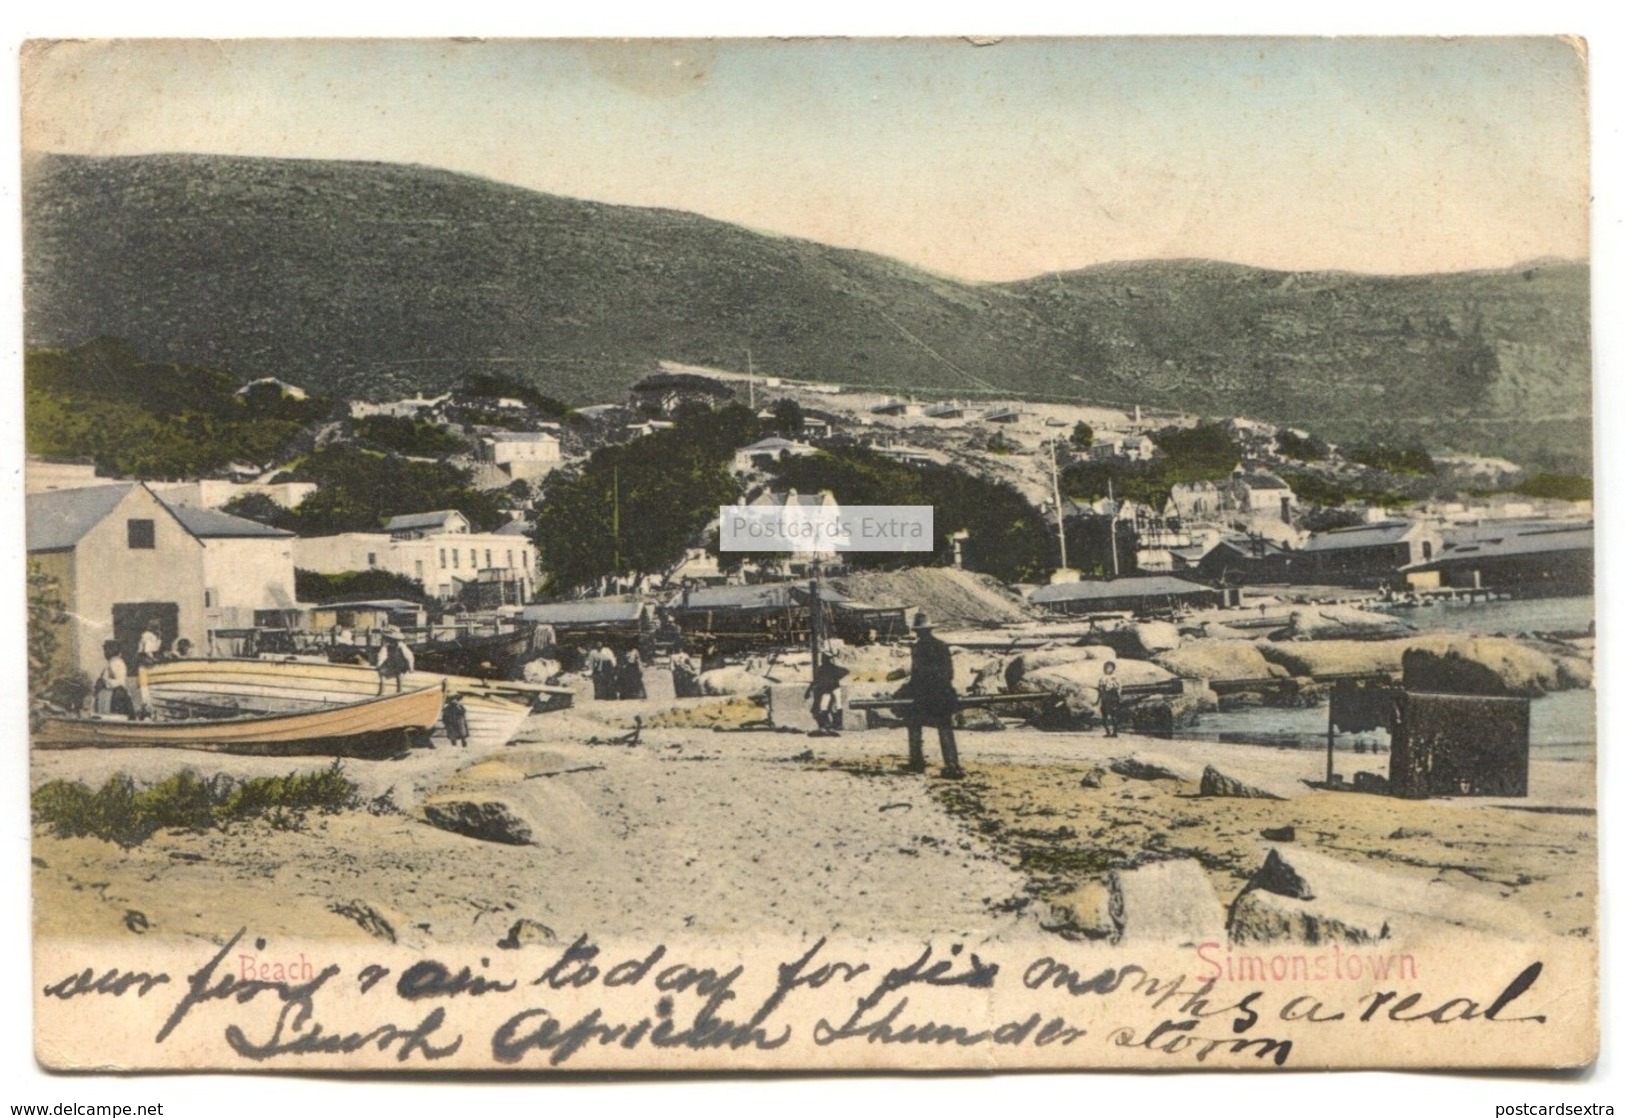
(30, 691, 1597, 951)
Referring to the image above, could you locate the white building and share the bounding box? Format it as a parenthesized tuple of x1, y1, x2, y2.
(26, 483, 297, 678)
(732, 437, 820, 473)
(151, 478, 318, 510)
(476, 431, 562, 466)
(348, 393, 451, 420)
(294, 509, 537, 602)
(25, 457, 106, 494)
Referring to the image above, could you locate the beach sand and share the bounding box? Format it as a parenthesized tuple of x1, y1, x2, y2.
(29, 695, 1597, 949)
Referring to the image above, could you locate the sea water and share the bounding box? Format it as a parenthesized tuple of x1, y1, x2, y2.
(1186, 595, 1596, 760)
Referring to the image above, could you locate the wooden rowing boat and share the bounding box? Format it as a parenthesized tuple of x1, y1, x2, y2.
(138, 659, 563, 750)
(33, 685, 443, 758)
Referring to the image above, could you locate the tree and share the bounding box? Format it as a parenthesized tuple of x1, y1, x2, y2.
(1069, 421, 1094, 448)
(770, 398, 805, 437)
(27, 560, 68, 699)
(220, 492, 297, 530)
(532, 404, 762, 592)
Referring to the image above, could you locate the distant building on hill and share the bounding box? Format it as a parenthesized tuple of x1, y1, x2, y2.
(1297, 519, 1442, 588)
(296, 509, 536, 603)
(1402, 522, 1592, 596)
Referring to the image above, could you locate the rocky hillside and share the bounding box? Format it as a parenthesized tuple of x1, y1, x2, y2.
(23, 153, 1592, 469)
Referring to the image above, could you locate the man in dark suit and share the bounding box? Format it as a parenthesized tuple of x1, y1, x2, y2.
(900, 612, 963, 779)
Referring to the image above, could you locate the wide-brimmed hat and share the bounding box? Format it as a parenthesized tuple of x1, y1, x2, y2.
(912, 612, 933, 630)
(381, 625, 406, 639)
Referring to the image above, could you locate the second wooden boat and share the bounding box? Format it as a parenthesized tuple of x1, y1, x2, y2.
(138, 659, 561, 750)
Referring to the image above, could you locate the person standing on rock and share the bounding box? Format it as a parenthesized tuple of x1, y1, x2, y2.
(1098, 659, 1122, 737)
(899, 613, 963, 779)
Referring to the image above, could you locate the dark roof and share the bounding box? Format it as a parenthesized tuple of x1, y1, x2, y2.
(1239, 473, 1291, 491)
(494, 520, 534, 537)
(1406, 524, 1594, 571)
(523, 601, 648, 625)
(1299, 520, 1420, 553)
(1209, 536, 1291, 558)
(26, 483, 138, 551)
(164, 503, 294, 539)
(673, 582, 845, 611)
(1029, 576, 1213, 604)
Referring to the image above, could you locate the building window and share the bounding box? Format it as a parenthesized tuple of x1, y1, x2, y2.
(506, 550, 514, 568)
(204, 590, 213, 608)
(452, 550, 459, 569)
(127, 519, 155, 549)
(439, 548, 447, 569)
(415, 560, 424, 578)
(1421, 541, 1434, 561)
(485, 549, 493, 569)
(367, 552, 377, 567)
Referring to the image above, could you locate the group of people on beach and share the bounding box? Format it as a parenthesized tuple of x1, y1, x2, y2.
(586, 645, 647, 701)
(92, 621, 194, 719)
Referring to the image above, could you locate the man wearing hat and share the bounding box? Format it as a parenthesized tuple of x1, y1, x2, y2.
(899, 612, 963, 779)
(375, 626, 416, 693)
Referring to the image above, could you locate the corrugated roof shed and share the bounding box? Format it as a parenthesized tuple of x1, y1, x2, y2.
(675, 582, 845, 610)
(1298, 521, 1417, 552)
(1029, 575, 1211, 604)
(523, 601, 648, 625)
(1406, 524, 1593, 570)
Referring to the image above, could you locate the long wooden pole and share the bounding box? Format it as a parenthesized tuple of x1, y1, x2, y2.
(1049, 440, 1068, 571)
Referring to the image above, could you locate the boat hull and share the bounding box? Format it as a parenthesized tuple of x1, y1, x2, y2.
(138, 659, 552, 750)
(34, 685, 444, 759)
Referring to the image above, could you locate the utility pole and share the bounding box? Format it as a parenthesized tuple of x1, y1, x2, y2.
(747, 348, 755, 410)
(1048, 440, 1069, 571)
(611, 465, 622, 576)
(1107, 476, 1121, 578)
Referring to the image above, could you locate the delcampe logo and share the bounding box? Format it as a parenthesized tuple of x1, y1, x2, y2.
(718, 505, 935, 553)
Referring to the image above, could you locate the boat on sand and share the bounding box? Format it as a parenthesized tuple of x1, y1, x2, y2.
(33, 684, 443, 759)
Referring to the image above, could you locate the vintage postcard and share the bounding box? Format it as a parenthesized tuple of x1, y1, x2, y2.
(19, 37, 1597, 1072)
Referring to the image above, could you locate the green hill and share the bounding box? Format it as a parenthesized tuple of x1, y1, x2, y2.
(23, 153, 1592, 470)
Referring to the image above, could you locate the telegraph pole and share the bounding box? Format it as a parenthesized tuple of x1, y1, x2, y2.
(1048, 439, 1069, 571)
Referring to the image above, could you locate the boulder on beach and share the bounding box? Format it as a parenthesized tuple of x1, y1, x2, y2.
(1109, 860, 1227, 944)
(1270, 604, 1415, 642)
(1004, 645, 1115, 690)
(1401, 634, 1576, 697)
(699, 665, 773, 699)
(1085, 620, 1182, 660)
(1199, 764, 1285, 800)
(1154, 639, 1289, 685)
(1020, 658, 1176, 717)
(1228, 846, 1544, 945)
(1256, 639, 1410, 679)
(420, 751, 609, 849)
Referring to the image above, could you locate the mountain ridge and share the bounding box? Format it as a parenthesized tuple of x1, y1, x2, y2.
(22, 152, 1593, 470)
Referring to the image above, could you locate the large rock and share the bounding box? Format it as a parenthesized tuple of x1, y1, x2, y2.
(1401, 635, 1568, 697)
(1257, 639, 1410, 680)
(421, 797, 535, 845)
(1199, 764, 1284, 800)
(1271, 605, 1414, 642)
(1019, 659, 1177, 718)
(420, 751, 608, 850)
(1085, 620, 1182, 660)
(1228, 846, 1545, 945)
(1155, 639, 1289, 685)
(699, 665, 773, 699)
(1109, 860, 1227, 945)
(1004, 645, 1114, 690)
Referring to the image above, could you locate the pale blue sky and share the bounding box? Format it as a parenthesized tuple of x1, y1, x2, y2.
(22, 37, 1589, 281)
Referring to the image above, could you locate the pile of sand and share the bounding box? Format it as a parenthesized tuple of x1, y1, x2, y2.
(829, 567, 1041, 628)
